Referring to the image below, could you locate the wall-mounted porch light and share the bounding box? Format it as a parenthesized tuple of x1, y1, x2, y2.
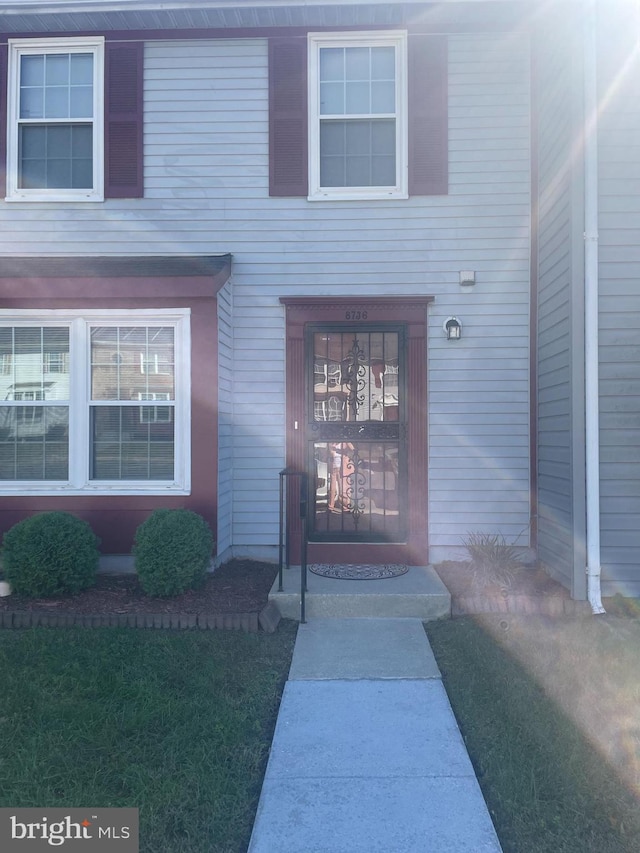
(443, 317, 462, 340)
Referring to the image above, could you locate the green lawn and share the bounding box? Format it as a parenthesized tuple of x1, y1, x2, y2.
(4, 612, 639, 853)
(0, 624, 297, 853)
(426, 613, 640, 853)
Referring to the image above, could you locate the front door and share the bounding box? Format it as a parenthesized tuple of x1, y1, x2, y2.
(308, 325, 407, 542)
(282, 297, 431, 565)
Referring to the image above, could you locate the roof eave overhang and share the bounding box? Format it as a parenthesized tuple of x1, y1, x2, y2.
(0, 1, 536, 36)
(0, 254, 232, 299)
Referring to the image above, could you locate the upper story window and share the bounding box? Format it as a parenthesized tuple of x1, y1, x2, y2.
(269, 32, 447, 199)
(308, 32, 408, 201)
(7, 37, 105, 202)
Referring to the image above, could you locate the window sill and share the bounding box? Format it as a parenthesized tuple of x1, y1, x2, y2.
(308, 188, 408, 202)
(0, 485, 190, 497)
(4, 191, 104, 203)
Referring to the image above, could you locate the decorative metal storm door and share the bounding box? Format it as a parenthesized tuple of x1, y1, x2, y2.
(307, 326, 407, 542)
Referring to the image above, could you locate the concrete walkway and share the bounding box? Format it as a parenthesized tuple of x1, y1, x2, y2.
(248, 618, 502, 852)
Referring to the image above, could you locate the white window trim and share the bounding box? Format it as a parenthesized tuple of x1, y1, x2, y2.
(6, 36, 105, 203)
(0, 308, 191, 496)
(307, 30, 408, 202)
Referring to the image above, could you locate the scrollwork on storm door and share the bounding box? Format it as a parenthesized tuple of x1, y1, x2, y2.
(343, 335, 367, 422)
(339, 440, 366, 529)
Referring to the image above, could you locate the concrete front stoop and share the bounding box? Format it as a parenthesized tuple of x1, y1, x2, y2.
(269, 565, 451, 621)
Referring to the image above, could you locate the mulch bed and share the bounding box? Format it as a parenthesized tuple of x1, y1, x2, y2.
(434, 561, 592, 617)
(0, 558, 602, 629)
(0, 559, 282, 633)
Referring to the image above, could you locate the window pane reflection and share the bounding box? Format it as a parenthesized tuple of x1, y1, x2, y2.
(313, 331, 399, 423)
(91, 326, 175, 401)
(313, 440, 400, 535)
(91, 406, 174, 481)
(0, 406, 68, 480)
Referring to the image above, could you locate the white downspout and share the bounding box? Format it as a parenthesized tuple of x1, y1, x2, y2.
(584, 0, 605, 614)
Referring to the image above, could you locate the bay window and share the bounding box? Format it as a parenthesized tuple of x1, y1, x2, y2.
(0, 311, 190, 493)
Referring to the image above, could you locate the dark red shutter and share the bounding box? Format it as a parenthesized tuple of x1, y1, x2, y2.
(408, 34, 448, 195)
(269, 37, 308, 197)
(104, 40, 143, 198)
(0, 44, 7, 199)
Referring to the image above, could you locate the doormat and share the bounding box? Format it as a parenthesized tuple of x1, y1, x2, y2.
(309, 564, 409, 580)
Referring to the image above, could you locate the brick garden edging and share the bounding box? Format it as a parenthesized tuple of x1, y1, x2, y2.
(451, 594, 592, 617)
(0, 602, 281, 633)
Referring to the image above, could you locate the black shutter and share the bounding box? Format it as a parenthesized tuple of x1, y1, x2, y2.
(269, 37, 308, 197)
(408, 34, 448, 195)
(104, 40, 143, 199)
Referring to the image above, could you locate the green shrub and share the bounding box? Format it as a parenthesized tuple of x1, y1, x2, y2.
(2, 512, 99, 598)
(134, 508, 213, 596)
(462, 531, 521, 590)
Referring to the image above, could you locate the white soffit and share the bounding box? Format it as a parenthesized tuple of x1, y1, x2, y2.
(0, 0, 531, 12)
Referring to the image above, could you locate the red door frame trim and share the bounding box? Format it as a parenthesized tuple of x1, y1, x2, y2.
(281, 296, 433, 566)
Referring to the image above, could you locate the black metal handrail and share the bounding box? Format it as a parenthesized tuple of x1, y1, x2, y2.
(278, 468, 309, 623)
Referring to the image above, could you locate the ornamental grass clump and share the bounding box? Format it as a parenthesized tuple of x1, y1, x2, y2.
(134, 508, 214, 597)
(2, 511, 99, 598)
(462, 531, 521, 590)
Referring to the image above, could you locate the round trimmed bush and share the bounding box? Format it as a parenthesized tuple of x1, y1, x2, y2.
(2, 511, 99, 598)
(133, 508, 214, 596)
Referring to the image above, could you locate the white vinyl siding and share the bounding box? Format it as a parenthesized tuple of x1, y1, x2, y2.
(0, 34, 531, 559)
(427, 35, 531, 560)
(216, 280, 234, 556)
(596, 2, 640, 597)
(535, 19, 583, 595)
